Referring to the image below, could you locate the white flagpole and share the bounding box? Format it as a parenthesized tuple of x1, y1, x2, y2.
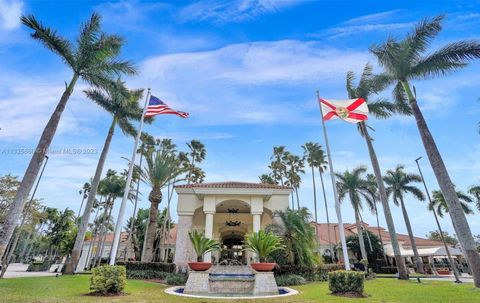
(109, 88, 151, 265)
(316, 91, 350, 270)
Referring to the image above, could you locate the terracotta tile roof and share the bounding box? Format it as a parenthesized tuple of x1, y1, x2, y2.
(175, 181, 291, 190)
(312, 222, 444, 248)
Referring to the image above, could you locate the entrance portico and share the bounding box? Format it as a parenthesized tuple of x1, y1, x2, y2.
(173, 182, 291, 272)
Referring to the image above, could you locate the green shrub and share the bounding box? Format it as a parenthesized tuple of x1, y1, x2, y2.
(26, 261, 53, 272)
(274, 264, 343, 281)
(275, 274, 306, 286)
(126, 269, 169, 280)
(115, 261, 175, 273)
(90, 265, 126, 295)
(166, 273, 187, 285)
(328, 270, 364, 295)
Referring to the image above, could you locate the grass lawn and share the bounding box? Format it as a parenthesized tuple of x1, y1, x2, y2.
(0, 275, 479, 303)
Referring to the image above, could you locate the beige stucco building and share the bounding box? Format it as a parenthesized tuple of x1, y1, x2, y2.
(173, 182, 291, 271)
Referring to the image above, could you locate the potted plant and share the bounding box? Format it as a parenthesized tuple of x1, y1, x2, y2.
(188, 230, 220, 271)
(244, 230, 285, 272)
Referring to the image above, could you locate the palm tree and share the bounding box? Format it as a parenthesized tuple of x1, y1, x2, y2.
(346, 63, 409, 278)
(467, 185, 480, 213)
(430, 190, 474, 218)
(0, 14, 136, 258)
(370, 15, 480, 286)
(270, 146, 287, 186)
(365, 174, 388, 262)
(335, 166, 371, 265)
(284, 152, 305, 209)
(384, 165, 426, 273)
(77, 182, 91, 219)
(139, 148, 186, 262)
(65, 81, 143, 273)
(274, 208, 317, 267)
(302, 142, 320, 224)
(186, 140, 206, 184)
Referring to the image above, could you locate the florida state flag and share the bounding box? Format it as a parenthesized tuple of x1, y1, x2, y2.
(320, 98, 369, 123)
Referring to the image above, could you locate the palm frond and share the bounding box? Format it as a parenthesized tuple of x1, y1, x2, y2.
(411, 41, 480, 79)
(21, 15, 75, 69)
(368, 98, 396, 119)
(404, 15, 444, 63)
(393, 81, 412, 115)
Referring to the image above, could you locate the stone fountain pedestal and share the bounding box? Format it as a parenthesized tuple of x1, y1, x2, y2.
(184, 265, 278, 296)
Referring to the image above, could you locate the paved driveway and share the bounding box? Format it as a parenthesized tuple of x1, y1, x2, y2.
(3, 263, 60, 278)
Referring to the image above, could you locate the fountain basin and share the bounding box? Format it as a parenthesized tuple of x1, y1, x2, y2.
(165, 286, 299, 299)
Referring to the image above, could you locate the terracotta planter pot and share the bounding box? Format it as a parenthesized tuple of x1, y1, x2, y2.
(251, 262, 276, 272)
(188, 262, 212, 271)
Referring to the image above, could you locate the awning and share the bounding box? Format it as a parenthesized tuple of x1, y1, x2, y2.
(385, 246, 463, 258)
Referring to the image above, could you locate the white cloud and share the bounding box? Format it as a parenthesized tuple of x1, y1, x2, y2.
(178, 0, 306, 23)
(136, 40, 370, 125)
(0, 0, 23, 30)
(313, 9, 413, 39)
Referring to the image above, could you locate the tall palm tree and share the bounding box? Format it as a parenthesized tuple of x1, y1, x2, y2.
(370, 15, 480, 286)
(77, 182, 91, 219)
(467, 185, 480, 213)
(139, 148, 186, 262)
(186, 140, 206, 184)
(430, 190, 474, 218)
(270, 146, 287, 186)
(346, 63, 409, 278)
(302, 142, 320, 224)
(384, 165, 426, 274)
(0, 14, 136, 258)
(365, 173, 388, 262)
(335, 166, 372, 264)
(284, 152, 304, 209)
(65, 81, 143, 273)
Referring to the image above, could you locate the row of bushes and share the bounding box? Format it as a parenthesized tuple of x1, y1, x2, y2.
(328, 270, 365, 296)
(274, 264, 344, 281)
(115, 261, 176, 273)
(126, 269, 186, 285)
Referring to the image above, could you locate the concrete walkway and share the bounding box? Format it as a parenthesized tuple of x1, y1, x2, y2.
(3, 263, 60, 278)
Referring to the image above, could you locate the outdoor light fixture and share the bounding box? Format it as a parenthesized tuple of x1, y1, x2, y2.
(226, 208, 241, 226)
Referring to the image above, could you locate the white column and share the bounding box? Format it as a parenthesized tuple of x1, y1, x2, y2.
(173, 213, 194, 273)
(253, 213, 261, 232)
(204, 212, 214, 262)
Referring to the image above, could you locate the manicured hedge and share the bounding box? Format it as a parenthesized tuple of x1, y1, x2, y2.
(90, 265, 126, 295)
(274, 264, 344, 281)
(116, 261, 176, 273)
(126, 269, 169, 280)
(166, 273, 187, 285)
(328, 270, 364, 295)
(275, 274, 306, 286)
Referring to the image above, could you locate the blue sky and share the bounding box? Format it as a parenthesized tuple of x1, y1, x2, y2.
(1, 0, 480, 239)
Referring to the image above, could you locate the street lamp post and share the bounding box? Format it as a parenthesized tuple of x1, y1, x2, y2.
(414, 156, 462, 283)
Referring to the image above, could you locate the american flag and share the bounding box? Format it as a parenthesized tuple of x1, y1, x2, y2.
(145, 95, 189, 118)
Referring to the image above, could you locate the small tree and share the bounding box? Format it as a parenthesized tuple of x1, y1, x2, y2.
(188, 230, 219, 262)
(244, 230, 285, 263)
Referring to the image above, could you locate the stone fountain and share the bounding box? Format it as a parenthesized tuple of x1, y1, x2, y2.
(184, 264, 279, 296)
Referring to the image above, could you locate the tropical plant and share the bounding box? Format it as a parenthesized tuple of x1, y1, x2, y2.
(139, 147, 186, 262)
(186, 140, 206, 184)
(66, 81, 143, 273)
(0, 13, 136, 259)
(467, 185, 480, 212)
(430, 190, 474, 218)
(335, 166, 371, 265)
(345, 64, 409, 278)
(77, 182, 91, 219)
(370, 15, 480, 286)
(384, 165, 426, 273)
(244, 230, 285, 263)
(346, 231, 384, 264)
(283, 152, 305, 209)
(188, 230, 220, 262)
(271, 208, 318, 267)
(301, 142, 334, 256)
(259, 174, 276, 184)
(426, 231, 458, 246)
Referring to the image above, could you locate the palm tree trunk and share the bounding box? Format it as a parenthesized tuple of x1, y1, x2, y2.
(354, 208, 368, 264)
(359, 122, 409, 279)
(359, 212, 373, 251)
(398, 196, 424, 273)
(401, 80, 480, 286)
(77, 195, 86, 220)
(0, 74, 79, 259)
(311, 166, 318, 224)
(65, 117, 116, 274)
(318, 169, 334, 260)
(92, 201, 110, 267)
(123, 154, 143, 260)
(84, 206, 101, 270)
(373, 201, 388, 263)
(142, 201, 159, 262)
(295, 188, 300, 210)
